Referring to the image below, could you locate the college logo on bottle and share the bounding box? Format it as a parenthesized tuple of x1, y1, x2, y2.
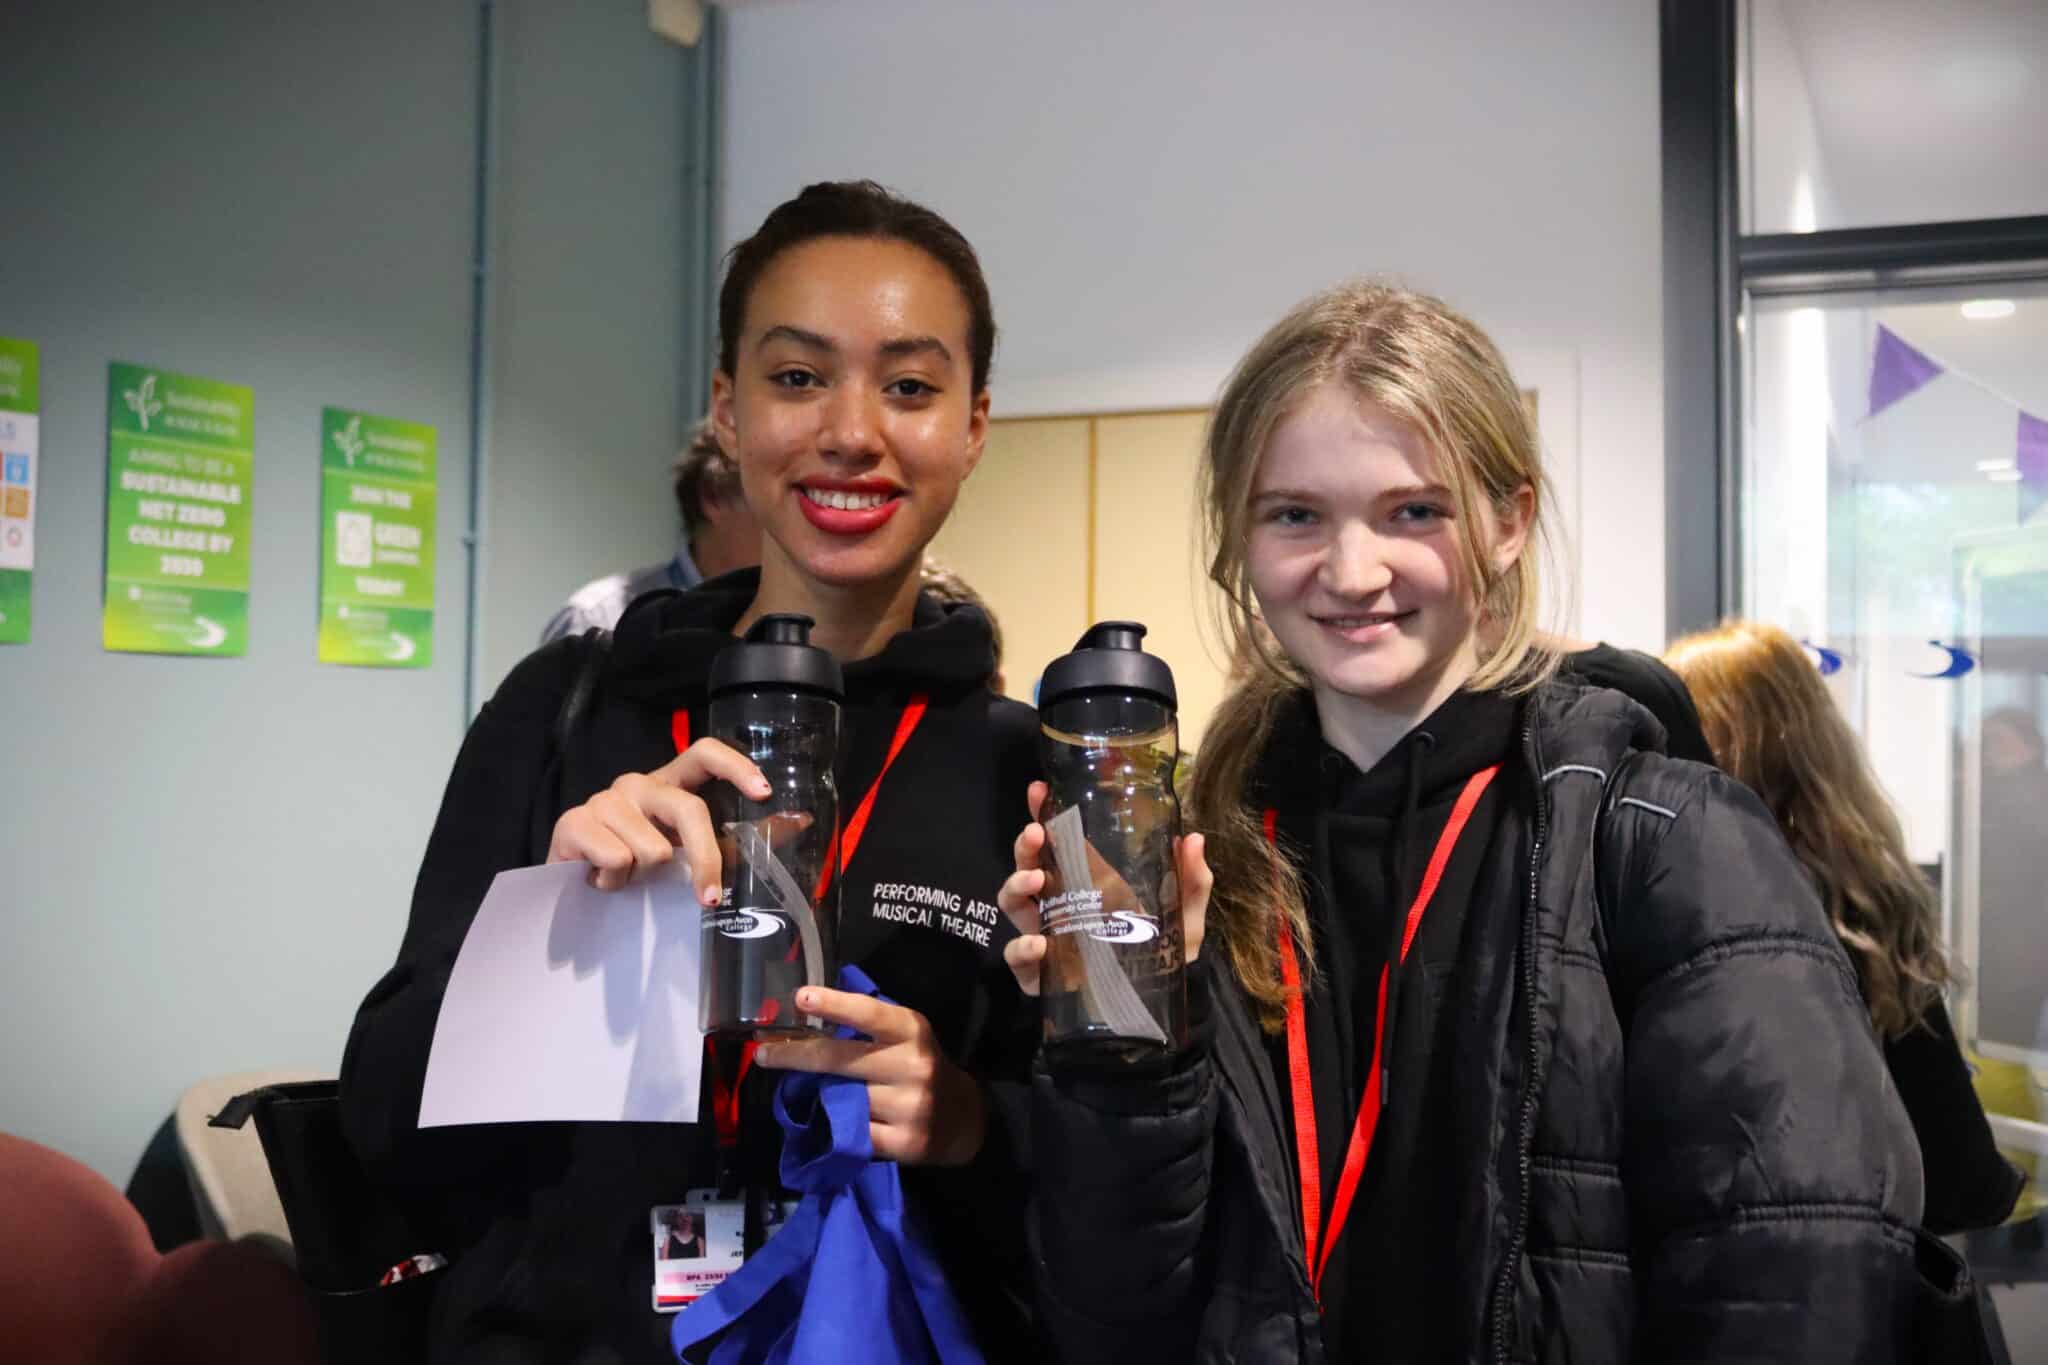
(1043, 888, 1162, 944)
(1088, 911, 1161, 944)
(124, 373, 162, 431)
(711, 907, 787, 940)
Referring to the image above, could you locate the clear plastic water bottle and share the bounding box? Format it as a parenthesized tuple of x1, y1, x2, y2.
(1036, 621, 1188, 1063)
(699, 613, 842, 1037)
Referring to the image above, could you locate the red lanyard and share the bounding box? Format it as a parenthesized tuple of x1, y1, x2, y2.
(811, 694, 928, 902)
(705, 1041, 754, 1148)
(674, 694, 931, 1143)
(669, 693, 927, 899)
(1267, 763, 1499, 1301)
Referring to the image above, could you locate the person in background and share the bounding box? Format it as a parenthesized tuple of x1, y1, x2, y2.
(917, 556, 1006, 694)
(1667, 620, 2024, 1235)
(1002, 282, 1922, 1363)
(540, 419, 764, 643)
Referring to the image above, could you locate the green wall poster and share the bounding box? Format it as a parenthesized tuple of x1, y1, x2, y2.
(103, 362, 254, 656)
(0, 338, 39, 645)
(318, 406, 436, 667)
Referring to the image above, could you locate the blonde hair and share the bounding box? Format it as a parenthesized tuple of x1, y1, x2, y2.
(1189, 282, 1558, 1028)
(1664, 620, 1948, 1037)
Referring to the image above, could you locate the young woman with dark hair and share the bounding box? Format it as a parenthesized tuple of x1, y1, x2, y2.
(342, 180, 1041, 1363)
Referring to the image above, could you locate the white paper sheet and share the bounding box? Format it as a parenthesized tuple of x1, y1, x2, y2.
(418, 860, 705, 1127)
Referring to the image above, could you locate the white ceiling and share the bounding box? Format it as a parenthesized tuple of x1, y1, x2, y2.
(1775, 0, 2048, 229)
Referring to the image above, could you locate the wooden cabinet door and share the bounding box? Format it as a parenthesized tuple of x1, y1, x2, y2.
(927, 416, 1091, 703)
(1091, 411, 1226, 748)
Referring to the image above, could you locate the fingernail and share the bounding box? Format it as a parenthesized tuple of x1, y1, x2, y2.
(797, 988, 816, 1008)
(753, 779, 772, 796)
(755, 1045, 777, 1067)
(701, 885, 720, 906)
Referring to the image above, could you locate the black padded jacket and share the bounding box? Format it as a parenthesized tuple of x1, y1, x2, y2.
(1028, 681, 1925, 1364)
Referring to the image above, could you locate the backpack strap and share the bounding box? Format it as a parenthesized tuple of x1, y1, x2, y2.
(1590, 749, 1694, 1019)
(528, 626, 611, 858)
(552, 626, 612, 759)
(1590, 750, 1644, 958)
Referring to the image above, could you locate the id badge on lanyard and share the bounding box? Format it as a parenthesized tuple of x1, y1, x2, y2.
(651, 1193, 743, 1312)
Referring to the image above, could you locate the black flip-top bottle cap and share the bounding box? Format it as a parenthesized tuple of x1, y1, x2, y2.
(1039, 620, 1177, 709)
(708, 613, 844, 700)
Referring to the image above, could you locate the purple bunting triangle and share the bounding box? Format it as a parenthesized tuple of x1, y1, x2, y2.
(1867, 325, 1944, 418)
(2020, 411, 2048, 524)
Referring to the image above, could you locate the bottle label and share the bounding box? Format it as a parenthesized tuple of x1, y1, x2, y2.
(710, 906, 788, 940)
(1041, 888, 1162, 944)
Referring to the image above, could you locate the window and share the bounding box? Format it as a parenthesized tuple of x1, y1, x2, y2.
(1740, 0, 2048, 234)
(1665, 0, 2048, 1279)
(1743, 286, 2048, 1056)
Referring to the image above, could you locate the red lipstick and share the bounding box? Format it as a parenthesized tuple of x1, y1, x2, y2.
(795, 478, 904, 536)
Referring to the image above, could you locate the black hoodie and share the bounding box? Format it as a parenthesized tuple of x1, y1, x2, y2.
(1255, 686, 1523, 1363)
(340, 569, 1043, 1364)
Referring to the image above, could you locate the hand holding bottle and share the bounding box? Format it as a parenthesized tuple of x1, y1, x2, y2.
(546, 739, 772, 898)
(1010, 622, 1198, 1058)
(999, 780, 1212, 997)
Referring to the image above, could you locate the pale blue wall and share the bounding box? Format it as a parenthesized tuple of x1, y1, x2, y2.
(482, 0, 706, 694)
(0, 0, 708, 1184)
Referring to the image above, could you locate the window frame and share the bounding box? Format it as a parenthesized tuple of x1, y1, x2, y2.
(1658, 0, 2048, 631)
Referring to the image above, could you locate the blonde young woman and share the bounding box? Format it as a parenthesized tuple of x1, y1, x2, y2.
(1000, 284, 1923, 1363)
(1666, 621, 2024, 1236)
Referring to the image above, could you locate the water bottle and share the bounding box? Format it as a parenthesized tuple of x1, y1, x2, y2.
(700, 613, 842, 1037)
(1036, 621, 1188, 1062)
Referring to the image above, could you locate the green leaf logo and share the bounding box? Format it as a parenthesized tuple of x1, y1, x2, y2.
(124, 374, 162, 431)
(333, 415, 365, 467)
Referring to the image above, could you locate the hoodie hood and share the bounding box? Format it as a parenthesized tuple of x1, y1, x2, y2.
(1251, 673, 1668, 815)
(1250, 685, 1520, 836)
(1523, 673, 1671, 774)
(607, 567, 999, 707)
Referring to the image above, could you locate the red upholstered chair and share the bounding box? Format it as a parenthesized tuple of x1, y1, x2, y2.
(0, 1133, 320, 1365)
(0, 1132, 159, 1364)
(104, 1239, 324, 1363)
